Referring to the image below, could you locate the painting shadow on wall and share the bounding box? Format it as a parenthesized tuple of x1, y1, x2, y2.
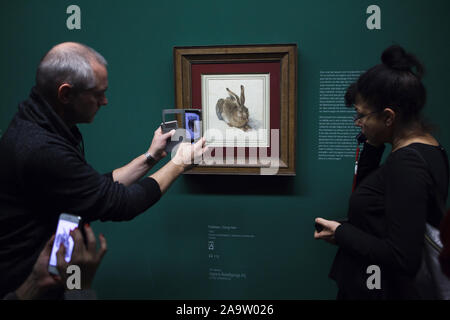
(181, 175, 297, 196)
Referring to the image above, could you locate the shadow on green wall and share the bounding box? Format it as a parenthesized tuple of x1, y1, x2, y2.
(182, 175, 296, 195)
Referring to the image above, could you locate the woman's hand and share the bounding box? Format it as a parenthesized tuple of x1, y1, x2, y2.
(314, 218, 341, 245)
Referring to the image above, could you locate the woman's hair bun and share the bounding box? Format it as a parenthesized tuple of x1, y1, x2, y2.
(381, 45, 424, 78)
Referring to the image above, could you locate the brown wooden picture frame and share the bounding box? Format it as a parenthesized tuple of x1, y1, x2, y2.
(173, 44, 297, 175)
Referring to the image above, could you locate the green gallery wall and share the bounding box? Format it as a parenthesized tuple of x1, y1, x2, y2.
(1, 0, 449, 299)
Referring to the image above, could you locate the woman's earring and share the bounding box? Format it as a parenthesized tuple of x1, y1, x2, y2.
(386, 118, 392, 127)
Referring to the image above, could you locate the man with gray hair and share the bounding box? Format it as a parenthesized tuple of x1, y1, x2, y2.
(0, 42, 206, 298)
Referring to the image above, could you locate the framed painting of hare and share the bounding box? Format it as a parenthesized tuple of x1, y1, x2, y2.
(173, 44, 297, 175)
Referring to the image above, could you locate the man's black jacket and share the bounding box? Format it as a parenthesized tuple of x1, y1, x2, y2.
(0, 87, 161, 296)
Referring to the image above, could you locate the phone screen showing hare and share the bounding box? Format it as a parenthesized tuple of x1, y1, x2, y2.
(202, 74, 270, 147)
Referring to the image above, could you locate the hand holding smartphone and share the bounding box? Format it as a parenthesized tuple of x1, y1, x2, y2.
(161, 109, 203, 153)
(48, 213, 81, 276)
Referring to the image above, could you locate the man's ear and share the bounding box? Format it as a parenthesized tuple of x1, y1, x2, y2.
(57, 83, 73, 104)
(383, 107, 396, 127)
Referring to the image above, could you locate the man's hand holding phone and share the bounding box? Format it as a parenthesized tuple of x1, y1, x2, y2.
(56, 224, 107, 290)
(147, 126, 176, 161)
(171, 137, 208, 170)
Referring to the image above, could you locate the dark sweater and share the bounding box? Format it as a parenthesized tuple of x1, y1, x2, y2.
(329, 142, 449, 299)
(0, 87, 162, 296)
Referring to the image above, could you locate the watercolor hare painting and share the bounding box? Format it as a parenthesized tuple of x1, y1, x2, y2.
(216, 85, 251, 132)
